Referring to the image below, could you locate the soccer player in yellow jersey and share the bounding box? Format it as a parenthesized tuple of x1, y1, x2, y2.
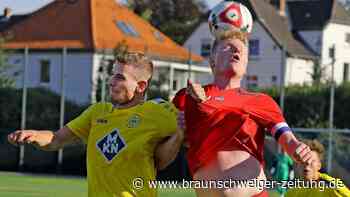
(7, 52, 184, 197)
(286, 139, 350, 197)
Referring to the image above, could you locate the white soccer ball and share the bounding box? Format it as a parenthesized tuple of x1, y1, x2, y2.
(208, 1, 253, 38)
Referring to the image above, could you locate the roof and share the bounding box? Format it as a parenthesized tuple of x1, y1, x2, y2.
(288, 0, 350, 31)
(0, 0, 202, 63)
(0, 14, 28, 32)
(236, 0, 316, 59)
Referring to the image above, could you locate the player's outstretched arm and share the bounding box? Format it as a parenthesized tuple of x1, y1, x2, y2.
(277, 131, 317, 165)
(7, 126, 79, 151)
(154, 112, 185, 170)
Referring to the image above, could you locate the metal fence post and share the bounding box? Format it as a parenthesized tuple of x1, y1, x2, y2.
(19, 47, 29, 171)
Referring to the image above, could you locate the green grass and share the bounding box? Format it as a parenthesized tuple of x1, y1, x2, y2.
(0, 172, 280, 197)
(0, 171, 195, 197)
(0, 172, 87, 197)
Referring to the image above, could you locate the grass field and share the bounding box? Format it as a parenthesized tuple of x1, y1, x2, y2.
(0, 171, 196, 197)
(0, 172, 279, 197)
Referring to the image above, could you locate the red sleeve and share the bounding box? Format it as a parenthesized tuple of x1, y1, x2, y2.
(245, 94, 291, 139)
(172, 88, 186, 111)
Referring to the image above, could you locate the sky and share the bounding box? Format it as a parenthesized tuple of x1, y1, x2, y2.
(0, 0, 222, 15)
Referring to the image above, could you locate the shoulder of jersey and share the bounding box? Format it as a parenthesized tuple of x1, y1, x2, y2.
(148, 98, 177, 114)
(149, 98, 167, 104)
(90, 102, 113, 114)
(239, 88, 265, 97)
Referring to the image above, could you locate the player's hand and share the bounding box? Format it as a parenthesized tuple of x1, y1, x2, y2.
(7, 130, 38, 146)
(291, 142, 316, 165)
(187, 80, 208, 102)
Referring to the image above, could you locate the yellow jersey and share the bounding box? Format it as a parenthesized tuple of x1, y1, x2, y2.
(285, 173, 350, 197)
(67, 99, 178, 197)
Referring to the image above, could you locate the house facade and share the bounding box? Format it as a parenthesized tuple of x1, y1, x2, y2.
(288, 0, 350, 84)
(0, 0, 211, 105)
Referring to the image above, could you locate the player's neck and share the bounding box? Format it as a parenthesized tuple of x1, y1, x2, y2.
(213, 76, 241, 90)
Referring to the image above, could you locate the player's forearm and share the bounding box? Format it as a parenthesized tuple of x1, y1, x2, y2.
(155, 130, 184, 170)
(31, 130, 64, 151)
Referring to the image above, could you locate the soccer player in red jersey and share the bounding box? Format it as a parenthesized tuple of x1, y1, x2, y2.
(172, 1, 318, 197)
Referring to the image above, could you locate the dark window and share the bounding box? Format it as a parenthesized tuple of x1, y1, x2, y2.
(201, 38, 211, 57)
(272, 76, 277, 83)
(344, 63, 349, 82)
(172, 80, 178, 91)
(249, 39, 260, 56)
(126, 23, 139, 37)
(346, 33, 350, 44)
(246, 75, 258, 89)
(116, 21, 139, 37)
(40, 60, 50, 83)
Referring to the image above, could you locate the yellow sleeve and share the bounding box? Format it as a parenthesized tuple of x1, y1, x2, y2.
(66, 103, 98, 142)
(152, 100, 178, 138)
(320, 173, 350, 197)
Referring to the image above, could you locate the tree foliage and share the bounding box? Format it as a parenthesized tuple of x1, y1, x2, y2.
(0, 37, 15, 88)
(127, 0, 208, 44)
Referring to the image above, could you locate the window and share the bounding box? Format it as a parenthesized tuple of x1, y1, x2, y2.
(346, 33, 350, 44)
(154, 31, 164, 42)
(272, 76, 277, 83)
(126, 23, 139, 37)
(201, 38, 212, 58)
(249, 39, 260, 56)
(116, 21, 139, 37)
(246, 75, 258, 89)
(344, 63, 349, 82)
(40, 60, 50, 83)
(172, 80, 178, 91)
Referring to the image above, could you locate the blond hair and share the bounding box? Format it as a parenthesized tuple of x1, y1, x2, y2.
(303, 139, 325, 161)
(115, 52, 154, 81)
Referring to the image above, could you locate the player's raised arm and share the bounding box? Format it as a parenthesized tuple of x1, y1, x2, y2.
(7, 126, 80, 151)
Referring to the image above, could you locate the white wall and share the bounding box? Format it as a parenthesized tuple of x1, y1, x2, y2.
(285, 57, 314, 85)
(7, 51, 94, 105)
(183, 22, 213, 66)
(322, 23, 350, 84)
(246, 22, 284, 87)
(92, 53, 115, 103)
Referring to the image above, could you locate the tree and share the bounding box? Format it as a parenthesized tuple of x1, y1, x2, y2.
(0, 37, 15, 88)
(127, 0, 208, 44)
(308, 60, 327, 88)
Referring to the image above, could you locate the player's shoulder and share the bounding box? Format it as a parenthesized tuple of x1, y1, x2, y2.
(239, 89, 274, 100)
(87, 102, 113, 114)
(146, 98, 177, 113)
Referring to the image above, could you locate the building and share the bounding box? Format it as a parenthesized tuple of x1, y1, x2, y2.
(0, 0, 211, 105)
(288, 0, 350, 84)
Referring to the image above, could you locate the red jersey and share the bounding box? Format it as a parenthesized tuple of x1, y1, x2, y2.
(172, 84, 290, 175)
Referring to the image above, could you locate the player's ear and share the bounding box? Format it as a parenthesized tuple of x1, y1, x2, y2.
(136, 80, 148, 94)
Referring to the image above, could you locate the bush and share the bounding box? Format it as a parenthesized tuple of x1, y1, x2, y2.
(0, 87, 87, 174)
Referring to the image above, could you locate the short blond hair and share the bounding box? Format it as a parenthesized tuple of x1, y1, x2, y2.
(115, 52, 154, 81)
(303, 139, 325, 161)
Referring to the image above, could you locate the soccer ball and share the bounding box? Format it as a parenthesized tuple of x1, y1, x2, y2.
(208, 1, 253, 38)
